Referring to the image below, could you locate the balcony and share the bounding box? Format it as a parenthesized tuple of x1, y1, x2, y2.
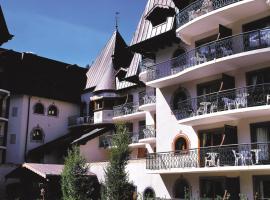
(139, 91, 156, 111)
(99, 128, 156, 149)
(138, 125, 156, 144)
(174, 84, 270, 126)
(146, 142, 270, 173)
(144, 28, 270, 88)
(175, 0, 269, 43)
(113, 102, 145, 122)
(68, 115, 94, 127)
(0, 89, 10, 121)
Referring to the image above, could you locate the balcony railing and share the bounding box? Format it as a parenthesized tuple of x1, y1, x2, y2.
(145, 27, 270, 82)
(146, 142, 270, 170)
(174, 83, 270, 120)
(113, 102, 140, 117)
(139, 125, 156, 140)
(139, 91, 156, 106)
(99, 132, 144, 148)
(176, 0, 242, 28)
(68, 115, 94, 127)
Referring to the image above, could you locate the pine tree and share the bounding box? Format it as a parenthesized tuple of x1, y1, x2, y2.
(103, 123, 134, 200)
(61, 145, 99, 200)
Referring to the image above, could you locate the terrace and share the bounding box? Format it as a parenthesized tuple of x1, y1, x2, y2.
(146, 142, 270, 172)
(174, 83, 270, 125)
(143, 27, 270, 87)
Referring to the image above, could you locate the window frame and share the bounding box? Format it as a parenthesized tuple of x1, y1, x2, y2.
(47, 104, 58, 117)
(30, 127, 44, 143)
(33, 102, 45, 115)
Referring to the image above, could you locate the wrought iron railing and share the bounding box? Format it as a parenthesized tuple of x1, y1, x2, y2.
(113, 102, 140, 117)
(146, 142, 270, 170)
(99, 132, 143, 148)
(68, 115, 94, 127)
(139, 91, 156, 106)
(139, 125, 156, 140)
(146, 27, 270, 82)
(174, 83, 270, 120)
(176, 0, 243, 28)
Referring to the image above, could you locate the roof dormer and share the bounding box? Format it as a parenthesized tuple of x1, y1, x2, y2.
(145, 4, 175, 26)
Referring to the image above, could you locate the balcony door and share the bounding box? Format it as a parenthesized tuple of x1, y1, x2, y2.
(250, 122, 270, 163)
(253, 175, 270, 199)
(200, 177, 240, 200)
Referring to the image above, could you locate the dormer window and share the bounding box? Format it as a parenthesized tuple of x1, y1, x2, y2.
(145, 4, 175, 26)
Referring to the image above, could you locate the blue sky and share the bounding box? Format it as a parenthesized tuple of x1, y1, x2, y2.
(0, 0, 146, 67)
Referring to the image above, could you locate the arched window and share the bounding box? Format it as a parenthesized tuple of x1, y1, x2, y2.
(48, 105, 58, 116)
(31, 127, 44, 143)
(174, 178, 190, 199)
(143, 187, 155, 200)
(171, 48, 186, 69)
(33, 102, 45, 115)
(172, 87, 190, 110)
(174, 137, 188, 151)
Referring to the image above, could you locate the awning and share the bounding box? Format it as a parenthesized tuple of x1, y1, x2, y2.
(72, 128, 109, 145)
(6, 163, 96, 180)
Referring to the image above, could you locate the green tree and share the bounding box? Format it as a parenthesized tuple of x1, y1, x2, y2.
(102, 124, 134, 200)
(61, 145, 99, 200)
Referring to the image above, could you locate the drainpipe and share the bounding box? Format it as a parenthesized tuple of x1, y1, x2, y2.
(24, 95, 31, 162)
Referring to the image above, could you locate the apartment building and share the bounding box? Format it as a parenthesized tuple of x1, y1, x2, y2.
(80, 0, 270, 199)
(2, 0, 270, 199)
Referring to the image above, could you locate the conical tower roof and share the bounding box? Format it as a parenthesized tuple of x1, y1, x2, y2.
(85, 30, 132, 91)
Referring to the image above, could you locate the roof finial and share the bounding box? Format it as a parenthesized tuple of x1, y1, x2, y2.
(115, 12, 120, 30)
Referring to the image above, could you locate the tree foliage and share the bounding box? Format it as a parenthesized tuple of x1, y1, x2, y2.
(102, 123, 134, 200)
(61, 145, 99, 200)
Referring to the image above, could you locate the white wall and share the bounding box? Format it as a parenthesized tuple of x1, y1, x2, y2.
(6, 94, 80, 164)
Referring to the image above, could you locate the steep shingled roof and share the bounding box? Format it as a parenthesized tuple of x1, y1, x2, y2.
(0, 6, 13, 45)
(131, 0, 176, 46)
(85, 30, 133, 91)
(123, 0, 177, 82)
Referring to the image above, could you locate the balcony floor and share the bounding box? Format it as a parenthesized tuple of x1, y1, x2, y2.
(112, 111, 146, 122)
(146, 47, 270, 88)
(147, 164, 270, 174)
(178, 104, 270, 126)
(177, 0, 269, 44)
(139, 103, 156, 112)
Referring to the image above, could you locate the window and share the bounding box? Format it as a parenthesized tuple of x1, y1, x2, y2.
(246, 67, 270, 86)
(47, 105, 58, 116)
(200, 177, 240, 199)
(33, 103, 44, 115)
(172, 87, 190, 110)
(11, 107, 18, 117)
(94, 100, 103, 111)
(253, 175, 270, 199)
(143, 187, 155, 200)
(174, 178, 190, 199)
(31, 127, 44, 143)
(9, 134, 16, 144)
(174, 137, 188, 151)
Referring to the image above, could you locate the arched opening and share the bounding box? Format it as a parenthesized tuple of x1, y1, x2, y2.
(171, 48, 186, 69)
(143, 187, 155, 200)
(33, 103, 44, 115)
(172, 87, 190, 110)
(174, 137, 188, 151)
(47, 105, 58, 116)
(31, 127, 44, 143)
(174, 178, 190, 199)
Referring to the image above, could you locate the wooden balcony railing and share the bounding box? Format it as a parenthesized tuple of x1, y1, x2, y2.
(68, 115, 94, 127)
